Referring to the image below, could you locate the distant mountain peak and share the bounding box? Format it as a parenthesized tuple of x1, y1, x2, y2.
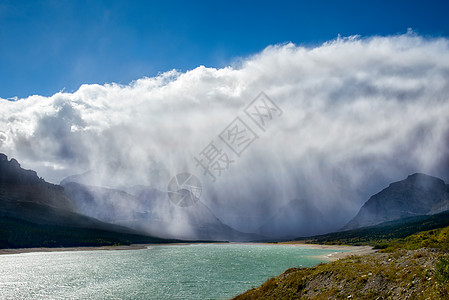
(342, 173, 449, 231)
(401, 172, 445, 186)
(61, 180, 261, 241)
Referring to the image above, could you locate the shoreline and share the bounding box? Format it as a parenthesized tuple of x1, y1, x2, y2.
(0, 242, 376, 259)
(0, 244, 151, 255)
(310, 245, 376, 261)
(264, 242, 377, 261)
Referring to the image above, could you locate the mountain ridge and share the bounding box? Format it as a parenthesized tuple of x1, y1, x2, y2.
(61, 175, 262, 241)
(342, 173, 449, 231)
(0, 153, 178, 248)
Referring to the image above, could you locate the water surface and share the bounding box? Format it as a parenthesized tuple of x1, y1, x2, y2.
(0, 243, 345, 299)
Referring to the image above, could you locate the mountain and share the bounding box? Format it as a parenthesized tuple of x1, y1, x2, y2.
(295, 209, 449, 246)
(0, 153, 74, 211)
(61, 178, 261, 241)
(60, 182, 144, 224)
(258, 198, 330, 238)
(0, 153, 176, 248)
(343, 173, 449, 230)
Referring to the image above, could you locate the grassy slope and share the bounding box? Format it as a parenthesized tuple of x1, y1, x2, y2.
(296, 210, 449, 247)
(377, 225, 449, 252)
(235, 248, 449, 299)
(235, 216, 449, 299)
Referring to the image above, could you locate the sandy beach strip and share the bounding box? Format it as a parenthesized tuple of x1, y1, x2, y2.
(310, 245, 377, 261)
(0, 242, 226, 255)
(271, 241, 377, 261)
(0, 242, 376, 260)
(0, 244, 151, 255)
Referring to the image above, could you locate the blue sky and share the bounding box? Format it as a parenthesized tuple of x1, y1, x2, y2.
(1, 0, 449, 99)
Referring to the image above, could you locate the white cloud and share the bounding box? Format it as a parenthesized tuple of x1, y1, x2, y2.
(1, 33, 449, 234)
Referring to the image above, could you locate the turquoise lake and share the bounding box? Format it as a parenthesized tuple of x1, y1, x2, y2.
(0, 243, 346, 299)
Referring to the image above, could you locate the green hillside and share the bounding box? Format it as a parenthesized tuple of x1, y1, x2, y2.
(236, 223, 449, 299)
(376, 224, 449, 252)
(0, 215, 179, 249)
(295, 210, 449, 247)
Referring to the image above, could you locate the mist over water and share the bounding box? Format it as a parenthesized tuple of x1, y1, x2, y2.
(1, 33, 449, 237)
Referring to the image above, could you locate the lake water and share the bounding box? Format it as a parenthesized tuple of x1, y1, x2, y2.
(0, 243, 345, 299)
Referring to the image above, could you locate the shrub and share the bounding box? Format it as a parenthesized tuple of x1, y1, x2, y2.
(373, 244, 389, 250)
(435, 255, 449, 283)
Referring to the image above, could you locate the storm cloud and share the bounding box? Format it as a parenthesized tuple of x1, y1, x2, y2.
(1, 32, 449, 235)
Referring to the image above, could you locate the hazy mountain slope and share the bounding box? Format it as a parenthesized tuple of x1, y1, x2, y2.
(0, 153, 176, 248)
(129, 185, 262, 241)
(0, 198, 137, 234)
(62, 182, 145, 224)
(61, 179, 261, 241)
(259, 198, 330, 238)
(343, 173, 449, 230)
